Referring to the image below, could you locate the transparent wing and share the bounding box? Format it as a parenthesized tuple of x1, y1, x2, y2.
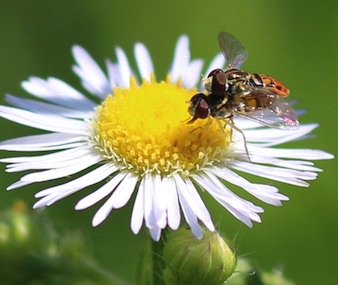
(218, 32, 248, 70)
(234, 89, 299, 129)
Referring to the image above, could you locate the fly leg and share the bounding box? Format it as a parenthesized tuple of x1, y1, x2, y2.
(187, 116, 213, 133)
(223, 116, 251, 161)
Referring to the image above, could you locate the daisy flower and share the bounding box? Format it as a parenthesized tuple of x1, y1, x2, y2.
(0, 35, 333, 241)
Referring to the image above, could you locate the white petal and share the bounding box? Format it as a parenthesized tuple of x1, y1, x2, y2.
(75, 172, 128, 210)
(7, 152, 98, 172)
(229, 161, 316, 187)
(130, 178, 145, 234)
(134, 43, 154, 81)
(0, 133, 85, 151)
(248, 145, 334, 160)
(208, 166, 287, 206)
(72, 45, 111, 97)
(105, 60, 120, 89)
(245, 124, 319, 146)
(7, 180, 32, 190)
(173, 174, 214, 232)
(149, 226, 162, 241)
(0, 141, 86, 152)
(1, 146, 92, 164)
(229, 161, 317, 187)
(209, 165, 255, 189)
(169, 35, 190, 82)
(21, 77, 96, 109)
(176, 186, 203, 239)
(5, 94, 93, 119)
(183, 59, 204, 88)
(248, 155, 322, 172)
(115, 47, 134, 88)
(34, 163, 117, 201)
(5, 152, 97, 173)
(245, 185, 289, 206)
(166, 179, 180, 230)
(193, 173, 262, 227)
(201, 171, 263, 215)
(0, 106, 89, 135)
(153, 176, 172, 228)
(92, 173, 138, 226)
(205, 52, 226, 74)
(110, 173, 138, 209)
(17, 155, 102, 184)
(143, 173, 157, 229)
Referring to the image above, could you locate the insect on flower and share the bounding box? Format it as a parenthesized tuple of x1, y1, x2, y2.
(0, 33, 333, 241)
(187, 32, 300, 156)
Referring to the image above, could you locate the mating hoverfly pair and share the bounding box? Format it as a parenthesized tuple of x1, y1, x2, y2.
(187, 32, 299, 156)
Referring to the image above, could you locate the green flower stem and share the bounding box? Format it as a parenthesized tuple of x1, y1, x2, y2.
(151, 234, 166, 285)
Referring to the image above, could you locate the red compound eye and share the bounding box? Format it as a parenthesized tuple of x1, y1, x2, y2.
(206, 69, 226, 97)
(207, 68, 223, 78)
(188, 93, 210, 119)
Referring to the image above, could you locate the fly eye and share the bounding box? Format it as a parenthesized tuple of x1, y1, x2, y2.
(207, 68, 223, 78)
(188, 93, 210, 119)
(190, 93, 205, 104)
(194, 99, 210, 119)
(195, 100, 209, 118)
(204, 69, 226, 96)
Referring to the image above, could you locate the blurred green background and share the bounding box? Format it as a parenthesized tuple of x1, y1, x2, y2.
(0, 1, 337, 284)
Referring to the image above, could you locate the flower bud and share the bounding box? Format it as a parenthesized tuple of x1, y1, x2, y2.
(163, 227, 236, 285)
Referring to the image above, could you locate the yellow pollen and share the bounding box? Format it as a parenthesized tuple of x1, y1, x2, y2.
(92, 76, 232, 176)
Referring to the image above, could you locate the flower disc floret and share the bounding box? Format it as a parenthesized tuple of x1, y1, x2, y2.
(93, 77, 231, 177)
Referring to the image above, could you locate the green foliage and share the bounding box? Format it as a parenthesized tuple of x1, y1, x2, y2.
(0, 1, 336, 284)
(0, 202, 127, 285)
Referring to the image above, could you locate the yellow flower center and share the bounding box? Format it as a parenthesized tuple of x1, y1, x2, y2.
(92, 76, 232, 177)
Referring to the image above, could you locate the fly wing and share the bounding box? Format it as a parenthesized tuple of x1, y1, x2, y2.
(218, 32, 248, 70)
(233, 88, 300, 129)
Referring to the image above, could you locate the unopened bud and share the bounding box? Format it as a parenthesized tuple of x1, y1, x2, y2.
(163, 227, 236, 285)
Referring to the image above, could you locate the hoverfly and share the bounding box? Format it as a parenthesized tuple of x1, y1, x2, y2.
(187, 32, 299, 157)
(204, 32, 290, 98)
(188, 32, 299, 128)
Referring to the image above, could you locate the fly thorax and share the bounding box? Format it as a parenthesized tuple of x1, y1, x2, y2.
(224, 69, 249, 95)
(248, 73, 264, 87)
